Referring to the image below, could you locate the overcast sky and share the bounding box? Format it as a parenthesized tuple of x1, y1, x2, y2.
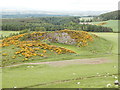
(1, 0, 119, 11)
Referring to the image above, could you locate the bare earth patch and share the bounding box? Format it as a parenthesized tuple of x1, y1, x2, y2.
(46, 58, 109, 66)
(2, 58, 110, 68)
(49, 59, 108, 66)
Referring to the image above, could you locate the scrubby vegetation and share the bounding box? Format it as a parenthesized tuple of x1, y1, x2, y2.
(1, 30, 95, 66)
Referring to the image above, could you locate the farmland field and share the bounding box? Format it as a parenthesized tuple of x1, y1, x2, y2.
(2, 32, 118, 88)
(92, 20, 119, 33)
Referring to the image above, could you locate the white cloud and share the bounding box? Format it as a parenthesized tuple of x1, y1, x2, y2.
(0, 0, 119, 11)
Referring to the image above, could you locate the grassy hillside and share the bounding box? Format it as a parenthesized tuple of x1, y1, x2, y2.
(94, 10, 120, 21)
(92, 20, 119, 33)
(1, 30, 113, 66)
(93, 33, 118, 55)
(2, 32, 118, 88)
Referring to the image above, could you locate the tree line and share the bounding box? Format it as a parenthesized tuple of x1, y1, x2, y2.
(2, 16, 113, 32)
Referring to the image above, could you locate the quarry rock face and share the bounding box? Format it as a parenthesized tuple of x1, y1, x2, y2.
(46, 32, 76, 45)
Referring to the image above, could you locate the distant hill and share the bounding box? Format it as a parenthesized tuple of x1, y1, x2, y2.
(94, 10, 120, 21)
(2, 14, 69, 18)
(1, 9, 109, 18)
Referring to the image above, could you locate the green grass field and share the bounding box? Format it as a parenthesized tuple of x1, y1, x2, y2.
(2, 60, 118, 88)
(92, 20, 119, 33)
(2, 32, 118, 88)
(0, 31, 19, 38)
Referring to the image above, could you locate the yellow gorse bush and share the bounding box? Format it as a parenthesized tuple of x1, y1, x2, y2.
(2, 31, 77, 61)
(1, 30, 94, 62)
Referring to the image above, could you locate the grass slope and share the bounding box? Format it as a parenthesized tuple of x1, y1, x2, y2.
(51, 35, 112, 56)
(93, 33, 118, 55)
(2, 32, 118, 88)
(1, 33, 113, 66)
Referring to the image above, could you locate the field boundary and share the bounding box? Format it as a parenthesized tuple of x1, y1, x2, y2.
(21, 74, 118, 88)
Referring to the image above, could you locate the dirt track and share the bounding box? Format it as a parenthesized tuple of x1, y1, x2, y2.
(1, 58, 110, 68)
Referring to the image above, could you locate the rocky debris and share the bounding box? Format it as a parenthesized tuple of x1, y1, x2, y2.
(46, 32, 76, 45)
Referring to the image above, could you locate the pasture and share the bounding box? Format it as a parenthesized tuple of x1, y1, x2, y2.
(2, 59, 118, 88)
(1, 32, 118, 88)
(92, 20, 119, 33)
